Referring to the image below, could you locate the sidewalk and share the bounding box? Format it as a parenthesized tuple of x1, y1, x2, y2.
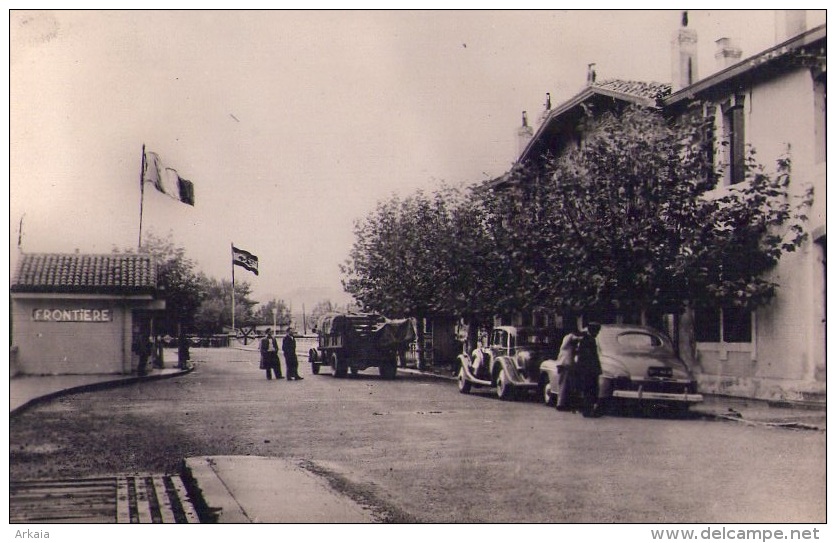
(182, 456, 374, 523)
(9, 366, 193, 415)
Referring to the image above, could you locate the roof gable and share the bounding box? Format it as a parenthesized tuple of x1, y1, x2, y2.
(11, 253, 158, 295)
(518, 79, 671, 164)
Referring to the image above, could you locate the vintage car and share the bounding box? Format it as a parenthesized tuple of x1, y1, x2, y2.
(457, 326, 558, 400)
(539, 324, 704, 411)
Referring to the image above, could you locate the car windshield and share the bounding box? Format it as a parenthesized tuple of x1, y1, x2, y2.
(516, 330, 555, 348)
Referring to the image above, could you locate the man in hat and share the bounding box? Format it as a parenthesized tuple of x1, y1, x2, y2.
(260, 328, 282, 380)
(575, 322, 603, 417)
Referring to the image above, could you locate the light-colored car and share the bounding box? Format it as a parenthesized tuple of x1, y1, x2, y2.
(539, 324, 703, 411)
(457, 326, 558, 400)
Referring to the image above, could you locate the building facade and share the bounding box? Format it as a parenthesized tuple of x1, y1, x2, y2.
(507, 13, 825, 403)
(10, 253, 165, 376)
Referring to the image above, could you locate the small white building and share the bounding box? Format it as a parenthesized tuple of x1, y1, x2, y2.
(10, 253, 165, 375)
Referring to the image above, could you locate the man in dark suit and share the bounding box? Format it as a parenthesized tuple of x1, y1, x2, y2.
(260, 328, 282, 380)
(575, 322, 603, 417)
(283, 327, 303, 380)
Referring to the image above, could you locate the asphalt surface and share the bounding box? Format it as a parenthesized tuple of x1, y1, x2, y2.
(9, 347, 827, 523)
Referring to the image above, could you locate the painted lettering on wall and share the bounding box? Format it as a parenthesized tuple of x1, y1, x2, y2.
(32, 308, 112, 322)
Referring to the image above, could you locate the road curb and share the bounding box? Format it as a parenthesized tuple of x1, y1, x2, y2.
(181, 457, 249, 523)
(10, 367, 194, 417)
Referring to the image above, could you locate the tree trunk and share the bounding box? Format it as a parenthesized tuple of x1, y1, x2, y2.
(416, 315, 426, 371)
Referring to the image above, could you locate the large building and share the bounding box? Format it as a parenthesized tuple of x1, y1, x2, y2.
(10, 252, 165, 375)
(507, 12, 825, 403)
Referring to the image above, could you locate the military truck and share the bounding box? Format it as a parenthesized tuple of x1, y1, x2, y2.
(308, 312, 415, 379)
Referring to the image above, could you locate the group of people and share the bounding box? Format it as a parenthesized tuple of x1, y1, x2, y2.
(259, 328, 303, 381)
(556, 322, 605, 418)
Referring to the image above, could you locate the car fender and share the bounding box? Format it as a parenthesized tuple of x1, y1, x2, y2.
(600, 355, 630, 379)
(493, 356, 527, 384)
(538, 359, 561, 381)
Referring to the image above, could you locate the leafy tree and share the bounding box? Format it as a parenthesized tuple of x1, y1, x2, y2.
(342, 189, 462, 368)
(253, 298, 292, 329)
(193, 276, 259, 334)
(117, 232, 202, 336)
(502, 104, 811, 318)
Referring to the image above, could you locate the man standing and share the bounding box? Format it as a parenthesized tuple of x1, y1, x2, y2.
(260, 329, 282, 380)
(283, 327, 303, 380)
(555, 327, 582, 411)
(575, 322, 603, 417)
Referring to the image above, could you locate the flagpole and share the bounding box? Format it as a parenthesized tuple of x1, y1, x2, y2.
(138, 144, 146, 250)
(231, 243, 236, 336)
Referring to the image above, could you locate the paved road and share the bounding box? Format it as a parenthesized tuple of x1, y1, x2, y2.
(9, 347, 826, 523)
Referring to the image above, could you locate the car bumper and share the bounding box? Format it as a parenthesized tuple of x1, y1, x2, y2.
(612, 390, 704, 403)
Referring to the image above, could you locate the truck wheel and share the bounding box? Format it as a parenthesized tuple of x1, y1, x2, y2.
(379, 361, 397, 380)
(496, 368, 513, 400)
(333, 352, 348, 378)
(457, 366, 471, 394)
(309, 349, 320, 375)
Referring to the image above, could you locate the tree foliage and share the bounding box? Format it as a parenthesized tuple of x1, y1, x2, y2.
(117, 232, 202, 335)
(253, 298, 292, 328)
(342, 104, 811, 342)
(193, 277, 259, 334)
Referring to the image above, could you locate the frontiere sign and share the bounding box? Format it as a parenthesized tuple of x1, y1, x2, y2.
(32, 308, 113, 322)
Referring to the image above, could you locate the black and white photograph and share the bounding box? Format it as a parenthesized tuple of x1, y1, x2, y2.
(6, 6, 828, 538)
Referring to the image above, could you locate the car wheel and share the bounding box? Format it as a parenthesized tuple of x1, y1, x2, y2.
(457, 366, 471, 394)
(496, 368, 513, 400)
(309, 349, 320, 375)
(541, 375, 556, 406)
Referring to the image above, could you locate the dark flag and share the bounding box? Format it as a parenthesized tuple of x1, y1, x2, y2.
(232, 246, 258, 276)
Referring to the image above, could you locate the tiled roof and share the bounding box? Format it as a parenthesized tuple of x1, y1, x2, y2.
(11, 253, 158, 295)
(592, 79, 672, 101)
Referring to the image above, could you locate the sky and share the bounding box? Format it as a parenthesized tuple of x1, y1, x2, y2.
(7, 8, 827, 311)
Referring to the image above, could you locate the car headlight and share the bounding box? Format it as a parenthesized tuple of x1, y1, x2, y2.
(516, 349, 531, 368)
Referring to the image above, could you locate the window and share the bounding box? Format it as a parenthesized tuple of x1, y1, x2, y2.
(721, 95, 746, 185)
(694, 307, 752, 343)
(617, 332, 663, 348)
(721, 307, 752, 343)
(694, 307, 721, 342)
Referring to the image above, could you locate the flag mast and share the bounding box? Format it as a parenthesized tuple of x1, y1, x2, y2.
(231, 243, 236, 336)
(138, 144, 146, 249)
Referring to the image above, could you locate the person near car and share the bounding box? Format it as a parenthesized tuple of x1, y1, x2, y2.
(260, 328, 282, 380)
(575, 322, 603, 417)
(555, 328, 582, 411)
(470, 335, 490, 377)
(283, 327, 303, 380)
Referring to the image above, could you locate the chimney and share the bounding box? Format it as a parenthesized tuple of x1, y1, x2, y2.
(714, 37, 742, 70)
(775, 10, 807, 43)
(517, 111, 533, 155)
(671, 10, 698, 91)
(586, 63, 597, 85)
